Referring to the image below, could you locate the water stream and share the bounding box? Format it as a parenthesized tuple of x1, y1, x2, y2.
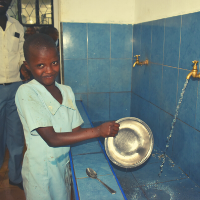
(158, 79, 189, 177)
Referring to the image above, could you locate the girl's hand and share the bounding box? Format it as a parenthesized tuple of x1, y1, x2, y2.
(98, 122, 120, 138)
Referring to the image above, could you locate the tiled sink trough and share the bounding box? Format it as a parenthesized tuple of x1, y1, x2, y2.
(69, 101, 200, 200)
(69, 101, 126, 200)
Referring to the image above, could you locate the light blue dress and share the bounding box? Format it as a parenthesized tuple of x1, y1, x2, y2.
(15, 79, 84, 200)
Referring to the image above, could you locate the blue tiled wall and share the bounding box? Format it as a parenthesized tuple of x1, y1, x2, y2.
(131, 12, 200, 186)
(62, 22, 132, 122)
(61, 13, 200, 186)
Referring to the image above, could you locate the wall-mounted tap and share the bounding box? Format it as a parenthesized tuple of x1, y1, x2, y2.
(133, 55, 149, 67)
(186, 60, 200, 80)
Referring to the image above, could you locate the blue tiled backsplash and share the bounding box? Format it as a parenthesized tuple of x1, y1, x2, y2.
(62, 23, 132, 122)
(62, 11, 200, 186)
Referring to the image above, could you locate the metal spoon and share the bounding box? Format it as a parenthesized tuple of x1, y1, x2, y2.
(86, 168, 116, 194)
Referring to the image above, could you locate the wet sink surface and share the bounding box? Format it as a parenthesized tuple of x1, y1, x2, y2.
(93, 121, 200, 200)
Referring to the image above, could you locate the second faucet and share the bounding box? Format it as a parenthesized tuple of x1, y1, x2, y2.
(133, 55, 149, 67)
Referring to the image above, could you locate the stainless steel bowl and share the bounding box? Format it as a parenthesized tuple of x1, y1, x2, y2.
(105, 117, 154, 168)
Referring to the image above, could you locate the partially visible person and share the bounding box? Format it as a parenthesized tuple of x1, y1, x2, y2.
(39, 26, 59, 50)
(24, 26, 36, 40)
(0, 0, 25, 190)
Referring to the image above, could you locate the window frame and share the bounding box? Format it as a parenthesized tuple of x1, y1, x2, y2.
(11, 0, 54, 27)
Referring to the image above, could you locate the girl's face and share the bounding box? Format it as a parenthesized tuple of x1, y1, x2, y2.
(24, 46, 60, 89)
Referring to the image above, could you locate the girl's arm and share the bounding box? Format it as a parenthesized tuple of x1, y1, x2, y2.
(36, 121, 119, 147)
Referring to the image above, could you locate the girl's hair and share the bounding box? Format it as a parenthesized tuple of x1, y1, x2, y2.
(23, 33, 57, 63)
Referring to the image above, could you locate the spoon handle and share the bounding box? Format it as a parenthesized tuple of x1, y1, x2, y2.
(96, 178, 116, 194)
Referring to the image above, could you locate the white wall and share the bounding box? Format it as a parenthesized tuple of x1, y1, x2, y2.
(58, 0, 135, 24)
(134, 0, 200, 24)
(54, 0, 200, 26)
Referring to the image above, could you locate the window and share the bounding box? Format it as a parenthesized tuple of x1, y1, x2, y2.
(7, 0, 54, 27)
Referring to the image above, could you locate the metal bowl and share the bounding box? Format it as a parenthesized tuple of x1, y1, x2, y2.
(105, 117, 154, 168)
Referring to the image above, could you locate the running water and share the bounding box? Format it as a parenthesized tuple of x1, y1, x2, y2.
(158, 79, 189, 177)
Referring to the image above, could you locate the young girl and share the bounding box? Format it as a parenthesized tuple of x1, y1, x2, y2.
(15, 33, 119, 200)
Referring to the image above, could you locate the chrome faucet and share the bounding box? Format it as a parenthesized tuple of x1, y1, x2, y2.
(186, 60, 200, 80)
(133, 55, 149, 67)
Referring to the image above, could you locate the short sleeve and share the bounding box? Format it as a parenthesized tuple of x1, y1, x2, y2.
(15, 85, 53, 134)
(67, 87, 84, 129)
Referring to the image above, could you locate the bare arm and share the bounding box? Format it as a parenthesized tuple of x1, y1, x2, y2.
(36, 122, 120, 147)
